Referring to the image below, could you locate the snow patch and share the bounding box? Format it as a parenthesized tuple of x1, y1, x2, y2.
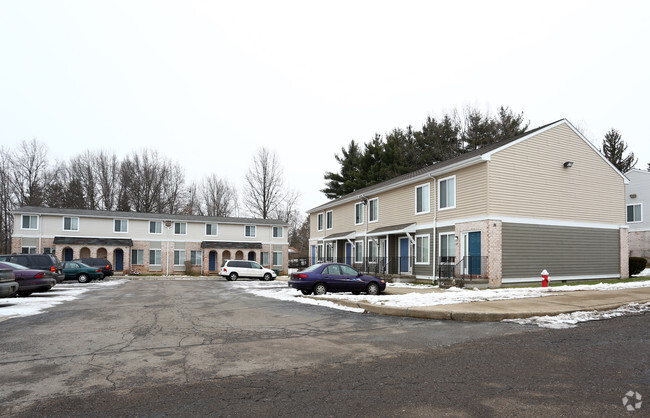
(503, 302, 650, 329)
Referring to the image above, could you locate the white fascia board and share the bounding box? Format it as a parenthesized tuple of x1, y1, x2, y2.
(307, 155, 486, 213)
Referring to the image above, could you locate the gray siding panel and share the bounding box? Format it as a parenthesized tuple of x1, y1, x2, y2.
(502, 223, 620, 278)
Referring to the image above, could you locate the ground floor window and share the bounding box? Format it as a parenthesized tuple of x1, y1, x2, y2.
(439, 233, 455, 263)
(261, 252, 269, 266)
(43, 247, 55, 255)
(190, 250, 202, 266)
(317, 244, 324, 261)
(325, 243, 333, 261)
(149, 249, 161, 266)
(273, 251, 283, 267)
(354, 241, 364, 263)
(415, 235, 430, 264)
(132, 249, 144, 265)
(21, 247, 36, 254)
(174, 250, 186, 265)
(368, 240, 377, 263)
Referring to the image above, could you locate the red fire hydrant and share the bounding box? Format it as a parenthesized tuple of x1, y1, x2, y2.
(541, 269, 549, 287)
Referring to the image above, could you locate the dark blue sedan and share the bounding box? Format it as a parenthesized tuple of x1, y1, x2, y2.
(288, 263, 386, 296)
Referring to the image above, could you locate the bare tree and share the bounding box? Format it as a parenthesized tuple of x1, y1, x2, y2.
(243, 147, 286, 219)
(121, 150, 171, 213)
(10, 138, 50, 206)
(161, 162, 186, 214)
(94, 150, 120, 210)
(68, 151, 98, 209)
(200, 174, 237, 217)
(0, 147, 16, 253)
(182, 182, 202, 215)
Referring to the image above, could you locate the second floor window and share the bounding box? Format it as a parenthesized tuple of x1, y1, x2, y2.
(627, 204, 642, 223)
(317, 213, 324, 231)
(63, 217, 79, 231)
(245, 225, 256, 237)
(206, 223, 218, 236)
(174, 222, 187, 235)
(272, 226, 283, 238)
(326, 211, 333, 229)
(114, 219, 128, 232)
(439, 176, 456, 209)
(416, 184, 430, 214)
(368, 198, 378, 223)
(22, 215, 38, 229)
(355, 202, 364, 225)
(150, 221, 162, 234)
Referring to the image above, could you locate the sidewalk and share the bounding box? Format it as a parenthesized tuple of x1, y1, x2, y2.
(313, 285, 650, 322)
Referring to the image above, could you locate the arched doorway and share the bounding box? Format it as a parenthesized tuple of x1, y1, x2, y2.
(247, 251, 256, 261)
(97, 248, 108, 259)
(114, 249, 124, 271)
(222, 250, 231, 263)
(209, 251, 217, 271)
(80, 247, 90, 258)
(235, 250, 244, 260)
(63, 247, 74, 261)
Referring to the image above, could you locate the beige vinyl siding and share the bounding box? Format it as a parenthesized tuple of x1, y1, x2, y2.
(413, 228, 433, 276)
(488, 124, 625, 224)
(502, 223, 620, 278)
(362, 180, 434, 229)
(436, 163, 488, 222)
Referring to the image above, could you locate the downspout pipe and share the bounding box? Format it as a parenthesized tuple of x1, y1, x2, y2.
(430, 174, 437, 281)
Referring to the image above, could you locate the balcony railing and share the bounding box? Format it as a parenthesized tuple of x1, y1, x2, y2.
(438, 256, 488, 288)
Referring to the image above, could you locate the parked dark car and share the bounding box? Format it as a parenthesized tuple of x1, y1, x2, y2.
(0, 261, 56, 297)
(0, 268, 19, 298)
(62, 261, 104, 283)
(0, 254, 65, 283)
(288, 263, 386, 296)
(73, 258, 113, 278)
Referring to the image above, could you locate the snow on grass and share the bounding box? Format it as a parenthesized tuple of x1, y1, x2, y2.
(0, 279, 128, 322)
(503, 302, 650, 329)
(634, 268, 650, 277)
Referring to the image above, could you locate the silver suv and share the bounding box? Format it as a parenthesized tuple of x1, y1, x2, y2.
(220, 260, 277, 281)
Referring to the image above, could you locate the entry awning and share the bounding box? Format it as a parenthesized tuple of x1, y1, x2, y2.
(201, 241, 263, 249)
(53, 236, 133, 247)
(367, 223, 416, 237)
(322, 231, 356, 242)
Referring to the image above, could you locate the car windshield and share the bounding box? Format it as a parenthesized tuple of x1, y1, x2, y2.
(77, 262, 91, 268)
(0, 261, 29, 270)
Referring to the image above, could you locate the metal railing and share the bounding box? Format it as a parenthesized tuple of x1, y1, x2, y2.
(438, 256, 488, 288)
(310, 256, 416, 277)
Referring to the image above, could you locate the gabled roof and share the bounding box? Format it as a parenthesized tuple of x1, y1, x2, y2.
(13, 206, 289, 226)
(308, 119, 628, 213)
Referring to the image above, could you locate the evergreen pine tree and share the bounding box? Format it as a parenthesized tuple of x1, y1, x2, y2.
(601, 128, 637, 173)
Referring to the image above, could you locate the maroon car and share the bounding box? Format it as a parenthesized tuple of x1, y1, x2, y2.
(0, 261, 56, 297)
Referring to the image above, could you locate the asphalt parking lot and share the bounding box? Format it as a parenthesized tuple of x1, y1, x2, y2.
(0, 279, 647, 416)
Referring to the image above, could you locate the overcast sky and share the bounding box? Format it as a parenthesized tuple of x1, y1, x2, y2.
(1, 1, 648, 216)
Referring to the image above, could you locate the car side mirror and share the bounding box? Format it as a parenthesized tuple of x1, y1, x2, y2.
(357, 273, 362, 277)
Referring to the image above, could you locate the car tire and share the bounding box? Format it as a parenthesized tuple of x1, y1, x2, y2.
(300, 289, 312, 295)
(352, 291, 361, 295)
(366, 282, 380, 295)
(228, 272, 238, 281)
(313, 283, 327, 295)
(77, 274, 90, 283)
(262, 273, 272, 281)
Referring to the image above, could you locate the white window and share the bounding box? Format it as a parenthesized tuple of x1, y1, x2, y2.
(261, 252, 269, 266)
(206, 223, 218, 236)
(367, 240, 377, 262)
(245, 225, 256, 237)
(317, 213, 324, 231)
(272, 226, 283, 238)
(150, 249, 161, 266)
(416, 235, 430, 264)
(43, 247, 55, 255)
(21, 246, 36, 254)
(114, 219, 128, 233)
(150, 221, 162, 234)
(325, 243, 333, 261)
(354, 241, 364, 263)
(439, 176, 456, 210)
(439, 233, 455, 263)
(63, 217, 79, 231)
(22, 215, 38, 230)
(190, 250, 202, 266)
(326, 210, 333, 230)
(317, 244, 324, 261)
(368, 198, 378, 223)
(132, 249, 144, 265)
(355, 202, 364, 225)
(415, 183, 430, 214)
(174, 250, 186, 265)
(174, 222, 187, 235)
(627, 204, 642, 223)
(273, 251, 283, 267)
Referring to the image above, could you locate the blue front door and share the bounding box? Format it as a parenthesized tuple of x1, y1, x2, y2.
(468, 232, 481, 275)
(63, 248, 73, 261)
(115, 249, 124, 271)
(345, 243, 352, 265)
(400, 238, 409, 272)
(209, 251, 216, 271)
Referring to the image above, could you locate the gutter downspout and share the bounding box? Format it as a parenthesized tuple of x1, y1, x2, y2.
(430, 174, 437, 281)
